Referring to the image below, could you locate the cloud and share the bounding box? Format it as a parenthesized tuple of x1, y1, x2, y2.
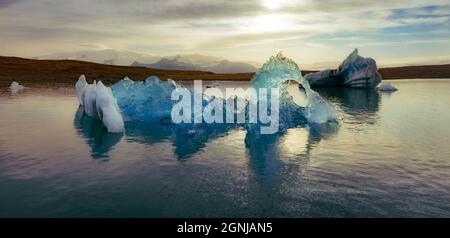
(305, 43, 329, 49)
(79, 43, 111, 50)
(350, 39, 450, 47)
(0, 0, 449, 66)
(0, 0, 17, 8)
(197, 30, 313, 49)
(380, 54, 450, 67)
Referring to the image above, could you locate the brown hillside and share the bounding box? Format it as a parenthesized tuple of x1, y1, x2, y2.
(0, 56, 253, 86)
(1, 56, 449, 87)
(379, 64, 450, 79)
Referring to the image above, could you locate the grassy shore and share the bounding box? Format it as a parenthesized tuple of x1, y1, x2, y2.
(1, 56, 450, 87)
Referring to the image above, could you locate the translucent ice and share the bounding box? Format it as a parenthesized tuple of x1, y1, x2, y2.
(92, 52, 340, 135)
(75, 75, 88, 105)
(83, 81, 98, 118)
(9, 81, 25, 93)
(75, 76, 124, 133)
(250, 52, 340, 125)
(111, 76, 179, 122)
(95, 81, 125, 133)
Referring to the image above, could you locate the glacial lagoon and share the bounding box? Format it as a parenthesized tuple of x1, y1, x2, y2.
(0, 79, 449, 217)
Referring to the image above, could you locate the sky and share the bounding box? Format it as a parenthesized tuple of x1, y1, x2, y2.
(1, 0, 450, 68)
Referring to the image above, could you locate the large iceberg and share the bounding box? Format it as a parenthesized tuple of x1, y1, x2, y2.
(305, 49, 382, 88)
(75, 75, 124, 133)
(110, 76, 178, 122)
(250, 52, 339, 127)
(75, 52, 340, 136)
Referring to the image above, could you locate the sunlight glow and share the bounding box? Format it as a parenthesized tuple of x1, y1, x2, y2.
(262, 0, 281, 10)
(243, 14, 292, 33)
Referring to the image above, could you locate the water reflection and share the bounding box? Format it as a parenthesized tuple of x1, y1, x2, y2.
(73, 107, 123, 159)
(244, 123, 339, 181)
(315, 87, 381, 124)
(170, 124, 238, 160)
(74, 105, 239, 159)
(73, 87, 379, 161)
(125, 121, 236, 160)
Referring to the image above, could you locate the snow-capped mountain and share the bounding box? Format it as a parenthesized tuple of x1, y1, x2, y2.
(141, 56, 199, 71)
(135, 55, 257, 73)
(206, 60, 257, 73)
(36, 49, 160, 66)
(36, 50, 258, 73)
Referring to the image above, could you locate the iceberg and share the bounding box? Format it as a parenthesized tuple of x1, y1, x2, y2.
(9, 81, 25, 93)
(111, 76, 179, 122)
(250, 52, 340, 126)
(95, 81, 125, 133)
(75, 76, 124, 133)
(83, 80, 98, 118)
(73, 107, 123, 157)
(305, 49, 382, 88)
(75, 75, 87, 105)
(76, 52, 340, 136)
(376, 83, 398, 92)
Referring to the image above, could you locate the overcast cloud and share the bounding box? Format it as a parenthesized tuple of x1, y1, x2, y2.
(0, 0, 449, 67)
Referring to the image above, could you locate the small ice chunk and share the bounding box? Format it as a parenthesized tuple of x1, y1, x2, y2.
(75, 75, 88, 105)
(376, 83, 398, 91)
(9, 81, 25, 93)
(95, 81, 125, 133)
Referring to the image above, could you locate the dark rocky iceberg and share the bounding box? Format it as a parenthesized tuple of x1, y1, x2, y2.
(305, 49, 382, 88)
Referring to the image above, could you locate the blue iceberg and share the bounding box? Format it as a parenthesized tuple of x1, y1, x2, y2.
(250, 52, 340, 125)
(76, 52, 340, 136)
(111, 76, 178, 122)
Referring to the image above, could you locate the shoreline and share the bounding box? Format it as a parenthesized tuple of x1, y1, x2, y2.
(1, 56, 450, 86)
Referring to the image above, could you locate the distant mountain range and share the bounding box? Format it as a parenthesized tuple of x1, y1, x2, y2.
(2, 56, 450, 87)
(36, 49, 160, 66)
(36, 50, 258, 73)
(132, 55, 257, 74)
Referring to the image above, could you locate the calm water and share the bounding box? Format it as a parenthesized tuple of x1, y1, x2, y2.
(0, 79, 449, 217)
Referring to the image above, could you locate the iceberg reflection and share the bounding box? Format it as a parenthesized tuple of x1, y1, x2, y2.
(74, 107, 339, 162)
(125, 121, 238, 160)
(315, 87, 381, 125)
(73, 107, 123, 159)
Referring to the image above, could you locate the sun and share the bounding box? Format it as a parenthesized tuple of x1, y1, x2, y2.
(262, 0, 281, 10)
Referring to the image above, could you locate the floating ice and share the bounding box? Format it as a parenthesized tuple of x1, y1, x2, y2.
(75, 75, 88, 105)
(305, 49, 382, 88)
(75, 76, 124, 133)
(250, 52, 340, 126)
(95, 81, 125, 133)
(83, 81, 98, 118)
(111, 76, 179, 122)
(376, 83, 398, 92)
(9, 81, 25, 93)
(81, 52, 340, 136)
